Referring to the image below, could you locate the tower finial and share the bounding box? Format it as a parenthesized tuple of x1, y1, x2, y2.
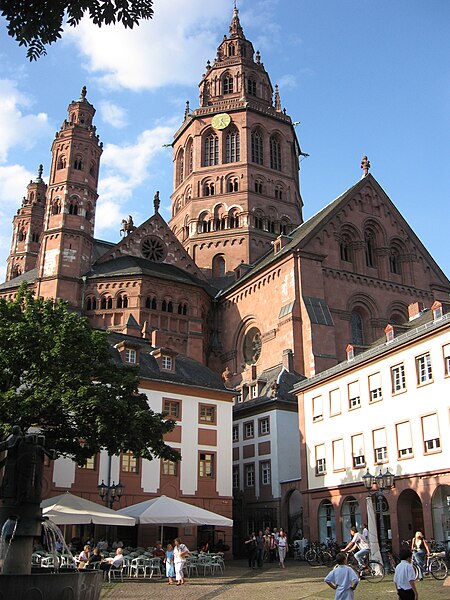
(229, 2, 244, 37)
(274, 84, 281, 112)
(361, 155, 371, 177)
(154, 191, 160, 214)
(37, 164, 43, 180)
(184, 100, 190, 120)
(80, 86, 87, 101)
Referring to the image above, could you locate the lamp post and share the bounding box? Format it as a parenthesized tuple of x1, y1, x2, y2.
(98, 480, 124, 509)
(362, 468, 394, 569)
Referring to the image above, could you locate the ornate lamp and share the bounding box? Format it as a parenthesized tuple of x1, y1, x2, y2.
(362, 469, 374, 491)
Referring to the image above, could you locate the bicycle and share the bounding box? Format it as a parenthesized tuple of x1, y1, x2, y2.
(343, 550, 385, 583)
(412, 552, 448, 580)
(304, 542, 333, 566)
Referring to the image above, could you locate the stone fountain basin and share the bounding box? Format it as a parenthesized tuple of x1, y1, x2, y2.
(0, 569, 103, 600)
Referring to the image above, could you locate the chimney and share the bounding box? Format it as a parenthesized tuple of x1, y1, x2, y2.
(408, 301, 425, 321)
(273, 235, 292, 255)
(151, 329, 162, 347)
(282, 348, 294, 372)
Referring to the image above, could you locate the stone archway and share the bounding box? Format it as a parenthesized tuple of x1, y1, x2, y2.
(341, 496, 362, 541)
(397, 489, 424, 542)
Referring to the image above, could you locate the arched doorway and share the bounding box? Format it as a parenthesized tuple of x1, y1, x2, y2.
(432, 485, 450, 544)
(318, 500, 336, 542)
(341, 496, 362, 542)
(287, 490, 303, 541)
(397, 489, 424, 542)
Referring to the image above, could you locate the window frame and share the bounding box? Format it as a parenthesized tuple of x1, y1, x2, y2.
(245, 463, 255, 487)
(161, 459, 178, 476)
(244, 421, 255, 439)
(163, 398, 181, 421)
(199, 403, 217, 425)
(416, 352, 433, 385)
(121, 451, 139, 474)
(199, 451, 215, 479)
(260, 460, 271, 486)
(391, 363, 406, 394)
(258, 417, 270, 436)
(124, 348, 137, 364)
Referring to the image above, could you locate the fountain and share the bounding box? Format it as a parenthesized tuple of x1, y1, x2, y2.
(0, 427, 103, 600)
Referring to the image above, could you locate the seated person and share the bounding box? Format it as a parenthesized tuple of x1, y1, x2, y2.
(100, 548, 124, 575)
(78, 545, 91, 570)
(154, 541, 166, 558)
(86, 547, 102, 569)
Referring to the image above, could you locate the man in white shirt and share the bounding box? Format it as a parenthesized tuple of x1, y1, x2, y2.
(394, 549, 418, 600)
(342, 526, 370, 568)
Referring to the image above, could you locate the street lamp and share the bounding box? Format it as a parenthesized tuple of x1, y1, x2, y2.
(362, 467, 394, 569)
(98, 480, 124, 509)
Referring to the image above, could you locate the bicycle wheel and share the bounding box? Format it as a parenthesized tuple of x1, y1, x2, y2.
(320, 551, 333, 566)
(304, 549, 319, 565)
(364, 560, 385, 582)
(412, 563, 420, 580)
(430, 557, 448, 580)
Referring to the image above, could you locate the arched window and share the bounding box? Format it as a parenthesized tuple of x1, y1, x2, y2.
(226, 178, 239, 193)
(185, 139, 193, 175)
(280, 220, 289, 235)
(267, 219, 275, 233)
(51, 200, 61, 215)
(69, 202, 78, 215)
(340, 237, 351, 262)
(254, 212, 264, 230)
(223, 73, 234, 94)
(229, 210, 240, 229)
(203, 133, 219, 166)
(100, 296, 107, 310)
(117, 294, 128, 309)
(351, 312, 364, 346)
(365, 232, 376, 267)
(251, 130, 263, 165)
(203, 182, 215, 196)
(86, 297, 97, 311)
(318, 500, 336, 543)
(247, 78, 257, 96)
(212, 254, 226, 278)
(74, 156, 83, 170)
(254, 179, 263, 194)
(17, 228, 26, 242)
(274, 184, 283, 200)
(228, 44, 235, 56)
(270, 135, 282, 171)
(176, 149, 184, 186)
(341, 497, 361, 540)
(225, 130, 240, 163)
(89, 161, 96, 176)
(57, 156, 66, 170)
(389, 248, 401, 275)
(107, 297, 113, 309)
(177, 303, 188, 315)
(198, 215, 211, 233)
(31, 232, 39, 243)
(167, 301, 173, 313)
(86, 202, 93, 221)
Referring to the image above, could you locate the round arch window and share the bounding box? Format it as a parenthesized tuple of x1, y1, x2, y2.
(243, 327, 262, 364)
(141, 236, 166, 262)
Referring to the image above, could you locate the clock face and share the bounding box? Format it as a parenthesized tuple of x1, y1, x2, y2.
(211, 113, 231, 130)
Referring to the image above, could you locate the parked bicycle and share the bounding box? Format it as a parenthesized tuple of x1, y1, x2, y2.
(304, 542, 333, 566)
(342, 550, 385, 583)
(411, 552, 447, 580)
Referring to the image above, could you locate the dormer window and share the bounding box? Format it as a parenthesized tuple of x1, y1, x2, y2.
(385, 324, 395, 343)
(125, 348, 137, 364)
(162, 355, 173, 370)
(346, 344, 355, 361)
(432, 301, 443, 321)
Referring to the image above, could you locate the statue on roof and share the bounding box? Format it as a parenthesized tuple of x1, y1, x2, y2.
(361, 155, 371, 177)
(120, 215, 136, 237)
(154, 191, 160, 214)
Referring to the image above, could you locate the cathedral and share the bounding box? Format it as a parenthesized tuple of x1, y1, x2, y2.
(2, 7, 449, 546)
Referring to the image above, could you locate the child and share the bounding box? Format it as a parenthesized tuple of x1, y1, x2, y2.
(324, 552, 359, 600)
(165, 543, 175, 585)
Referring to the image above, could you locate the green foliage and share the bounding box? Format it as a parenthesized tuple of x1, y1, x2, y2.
(0, 283, 178, 464)
(0, 0, 154, 60)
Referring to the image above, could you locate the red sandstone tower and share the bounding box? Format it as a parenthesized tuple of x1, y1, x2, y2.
(169, 7, 303, 279)
(6, 165, 47, 281)
(35, 87, 102, 305)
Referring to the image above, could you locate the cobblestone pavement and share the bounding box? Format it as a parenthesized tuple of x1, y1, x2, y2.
(99, 560, 450, 600)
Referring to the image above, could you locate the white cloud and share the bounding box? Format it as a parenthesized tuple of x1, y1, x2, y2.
(278, 74, 297, 90)
(0, 79, 52, 163)
(99, 101, 128, 128)
(94, 123, 174, 233)
(64, 0, 231, 91)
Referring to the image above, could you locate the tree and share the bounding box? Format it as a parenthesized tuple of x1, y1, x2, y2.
(0, 284, 178, 464)
(0, 0, 154, 60)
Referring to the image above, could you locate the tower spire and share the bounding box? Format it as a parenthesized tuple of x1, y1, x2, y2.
(229, 4, 244, 38)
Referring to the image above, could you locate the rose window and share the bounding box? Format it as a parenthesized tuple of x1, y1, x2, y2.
(243, 327, 262, 364)
(141, 236, 166, 262)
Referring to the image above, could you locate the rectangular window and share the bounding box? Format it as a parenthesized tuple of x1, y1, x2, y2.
(329, 389, 341, 416)
(416, 352, 433, 384)
(162, 355, 173, 370)
(396, 421, 413, 458)
(199, 452, 214, 478)
(373, 428, 388, 463)
(232, 466, 239, 489)
(332, 439, 345, 471)
(422, 414, 441, 453)
(443, 344, 450, 376)
(245, 464, 255, 487)
(315, 444, 326, 475)
(122, 451, 138, 473)
(232, 425, 239, 442)
(261, 461, 271, 485)
(162, 459, 177, 476)
(79, 456, 95, 470)
(351, 434, 365, 468)
(244, 421, 254, 439)
(312, 396, 323, 421)
(258, 417, 270, 436)
(250, 385, 258, 398)
(125, 348, 136, 364)
(391, 364, 406, 393)
(163, 399, 181, 420)
(199, 404, 216, 424)
(348, 381, 361, 409)
(368, 372, 382, 402)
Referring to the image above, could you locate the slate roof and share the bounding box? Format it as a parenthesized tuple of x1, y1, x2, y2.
(107, 331, 229, 392)
(0, 268, 37, 291)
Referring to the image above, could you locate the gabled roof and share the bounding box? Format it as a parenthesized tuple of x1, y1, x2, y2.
(0, 268, 37, 291)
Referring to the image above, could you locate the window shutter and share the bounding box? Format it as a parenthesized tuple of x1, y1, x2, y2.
(422, 414, 439, 440)
(348, 381, 359, 398)
(316, 444, 325, 460)
(313, 396, 323, 419)
(352, 434, 364, 456)
(330, 389, 341, 415)
(368, 373, 381, 391)
(396, 422, 412, 449)
(333, 439, 345, 470)
(373, 428, 387, 448)
(443, 344, 450, 358)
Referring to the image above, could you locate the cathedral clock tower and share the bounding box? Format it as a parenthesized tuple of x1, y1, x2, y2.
(169, 7, 303, 279)
(36, 87, 102, 306)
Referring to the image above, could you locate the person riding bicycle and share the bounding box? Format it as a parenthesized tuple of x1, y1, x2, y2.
(342, 526, 370, 569)
(411, 531, 430, 580)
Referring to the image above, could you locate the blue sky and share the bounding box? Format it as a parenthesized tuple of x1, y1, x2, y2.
(0, 0, 449, 283)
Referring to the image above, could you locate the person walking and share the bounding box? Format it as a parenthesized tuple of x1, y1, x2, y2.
(164, 543, 175, 585)
(173, 538, 189, 585)
(411, 531, 430, 580)
(255, 530, 265, 567)
(244, 532, 257, 569)
(277, 528, 288, 568)
(324, 552, 359, 600)
(394, 548, 419, 600)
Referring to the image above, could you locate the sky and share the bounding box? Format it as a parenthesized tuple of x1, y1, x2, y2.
(0, 0, 449, 283)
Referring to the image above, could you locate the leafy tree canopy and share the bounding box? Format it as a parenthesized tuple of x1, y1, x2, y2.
(0, 0, 154, 60)
(0, 284, 178, 464)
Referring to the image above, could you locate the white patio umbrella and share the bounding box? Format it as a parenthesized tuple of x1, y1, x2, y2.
(41, 492, 136, 526)
(118, 495, 232, 541)
(366, 496, 383, 564)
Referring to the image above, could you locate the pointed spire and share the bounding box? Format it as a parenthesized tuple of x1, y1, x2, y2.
(184, 100, 190, 120)
(229, 4, 244, 38)
(274, 84, 281, 112)
(154, 190, 160, 214)
(361, 155, 371, 177)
